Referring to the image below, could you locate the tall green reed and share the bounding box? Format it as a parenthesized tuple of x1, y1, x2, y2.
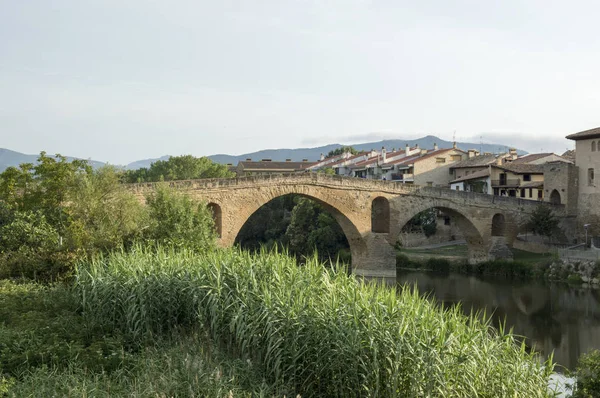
(75, 245, 553, 397)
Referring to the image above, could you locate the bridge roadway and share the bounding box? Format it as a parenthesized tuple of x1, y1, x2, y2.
(130, 173, 565, 279)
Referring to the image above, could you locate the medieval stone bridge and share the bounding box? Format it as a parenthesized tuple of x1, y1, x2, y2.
(129, 173, 565, 278)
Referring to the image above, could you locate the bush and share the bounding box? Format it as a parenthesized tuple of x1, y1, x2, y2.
(425, 258, 451, 273)
(573, 349, 600, 397)
(0, 211, 73, 280)
(144, 186, 217, 252)
(396, 253, 419, 269)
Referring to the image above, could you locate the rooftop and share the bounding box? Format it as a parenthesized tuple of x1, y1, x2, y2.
(509, 153, 553, 164)
(450, 168, 491, 184)
(566, 127, 600, 140)
(449, 153, 498, 169)
(237, 161, 316, 171)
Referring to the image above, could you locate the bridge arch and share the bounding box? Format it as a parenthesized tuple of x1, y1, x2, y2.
(391, 198, 487, 263)
(550, 189, 561, 205)
(207, 202, 222, 237)
(491, 213, 506, 236)
(222, 186, 368, 265)
(371, 197, 390, 233)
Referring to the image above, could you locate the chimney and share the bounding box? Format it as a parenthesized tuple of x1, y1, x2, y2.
(495, 156, 503, 166)
(381, 146, 386, 163)
(285, 159, 292, 162)
(468, 149, 475, 159)
(509, 148, 518, 160)
(433, 143, 438, 151)
(320, 153, 325, 161)
(302, 159, 308, 162)
(405, 144, 410, 156)
(421, 149, 428, 156)
(453, 141, 457, 149)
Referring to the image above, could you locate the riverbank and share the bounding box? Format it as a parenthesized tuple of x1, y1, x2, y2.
(398, 244, 600, 285)
(1, 247, 553, 396)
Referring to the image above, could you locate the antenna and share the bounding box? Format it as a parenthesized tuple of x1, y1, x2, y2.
(453, 130, 456, 143)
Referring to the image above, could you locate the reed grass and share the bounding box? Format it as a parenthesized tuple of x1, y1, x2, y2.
(74, 245, 554, 397)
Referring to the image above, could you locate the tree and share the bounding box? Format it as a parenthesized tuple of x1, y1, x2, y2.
(66, 166, 148, 252)
(402, 209, 438, 237)
(123, 155, 234, 183)
(326, 146, 358, 158)
(527, 205, 559, 239)
(144, 186, 217, 252)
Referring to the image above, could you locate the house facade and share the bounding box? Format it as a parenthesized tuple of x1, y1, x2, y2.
(566, 127, 600, 237)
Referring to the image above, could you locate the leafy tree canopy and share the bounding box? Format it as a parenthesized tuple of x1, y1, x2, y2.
(527, 205, 559, 238)
(123, 155, 234, 183)
(326, 146, 358, 159)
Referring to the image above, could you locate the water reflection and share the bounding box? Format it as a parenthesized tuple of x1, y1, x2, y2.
(397, 271, 600, 370)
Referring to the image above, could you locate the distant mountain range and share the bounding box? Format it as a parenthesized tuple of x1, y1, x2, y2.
(0, 136, 527, 173)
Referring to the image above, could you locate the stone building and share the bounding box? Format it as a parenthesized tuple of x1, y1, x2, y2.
(566, 127, 600, 238)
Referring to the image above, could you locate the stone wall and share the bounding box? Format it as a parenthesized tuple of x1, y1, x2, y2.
(543, 162, 579, 216)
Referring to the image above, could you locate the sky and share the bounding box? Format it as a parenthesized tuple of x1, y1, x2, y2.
(1, 0, 599, 165)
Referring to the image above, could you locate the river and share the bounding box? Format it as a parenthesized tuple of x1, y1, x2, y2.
(396, 270, 600, 371)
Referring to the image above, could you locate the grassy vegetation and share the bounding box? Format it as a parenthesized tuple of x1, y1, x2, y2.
(1, 247, 555, 396)
(72, 246, 553, 397)
(398, 245, 555, 280)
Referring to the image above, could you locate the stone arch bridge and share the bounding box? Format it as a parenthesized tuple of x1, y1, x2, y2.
(129, 173, 565, 278)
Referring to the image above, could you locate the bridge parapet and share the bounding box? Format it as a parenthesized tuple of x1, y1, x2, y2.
(128, 173, 421, 194)
(414, 187, 565, 213)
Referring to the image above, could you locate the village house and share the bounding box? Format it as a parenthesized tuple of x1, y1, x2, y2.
(565, 127, 600, 240)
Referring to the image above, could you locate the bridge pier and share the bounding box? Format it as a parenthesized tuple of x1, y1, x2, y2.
(351, 233, 397, 280)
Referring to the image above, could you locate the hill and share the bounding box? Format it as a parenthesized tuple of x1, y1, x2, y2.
(0, 148, 106, 172)
(0, 135, 528, 172)
(206, 135, 527, 165)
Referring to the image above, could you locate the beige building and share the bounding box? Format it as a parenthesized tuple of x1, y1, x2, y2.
(566, 127, 600, 238)
(388, 146, 467, 186)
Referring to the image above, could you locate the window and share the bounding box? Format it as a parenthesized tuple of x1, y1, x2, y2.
(436, 157, 446, 163)
(593, 141, 597, 152)
(452, 155, 462, 161)
(523, 174, 531, 181)
(520, 189, 526, 198)
(537, 189, 543, 199)
(529, 188, 533, 198)
(444, 216, 451, 225)
(589, 168, 595, 186)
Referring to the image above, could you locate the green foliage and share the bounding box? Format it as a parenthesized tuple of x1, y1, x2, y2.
(144, 186, 217, 252)
(0, 210, 73, 280)
(66, 166, 147, 253)
(403, 208, 438, 237)
(527, 205, 560, 238)
(0, 154, 151, 280)
(0, 152, 92, 229)
(285, 197, 348, 262)
(326, 146, 358, 158)
(236, 195, 350, 263)
(123, 155, 234, 183)
(573, 349, 600, 397)
(74, 247, 553, 397)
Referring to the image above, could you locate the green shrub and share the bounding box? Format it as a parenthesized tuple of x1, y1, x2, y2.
(144, 186, 217, 252)
(425, 258, 451, 273)
(573, 349, 600, 397)
(567, 274, 583, 284)
(396, 253, 419, 269)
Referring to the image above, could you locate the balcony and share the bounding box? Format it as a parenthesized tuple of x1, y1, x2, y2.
(491, 179, 520, 187)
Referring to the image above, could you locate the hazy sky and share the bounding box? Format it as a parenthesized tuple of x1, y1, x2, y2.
(1, 1, 599, 164)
